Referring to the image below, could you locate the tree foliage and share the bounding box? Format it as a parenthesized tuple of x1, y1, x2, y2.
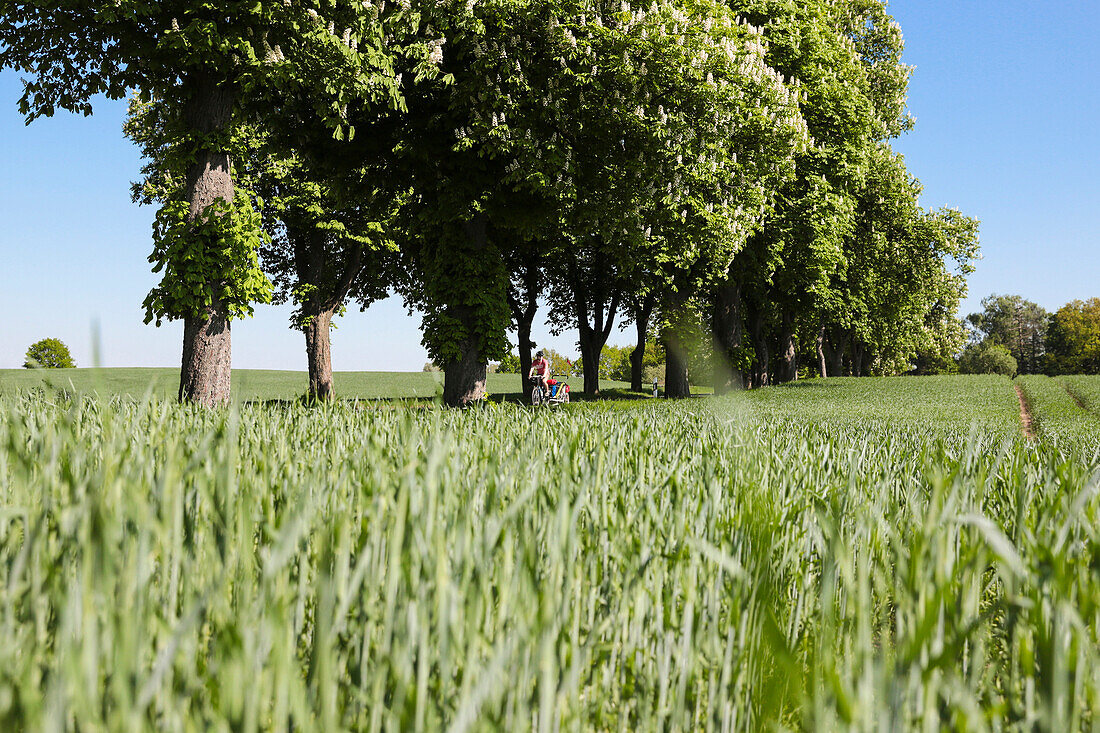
(1045, 299, 1100, 375)
(958, 341, 1017, 377)
(4, 0, 986, 403)
(966, 294, 1049, 375)
(23, 338, 76, 369)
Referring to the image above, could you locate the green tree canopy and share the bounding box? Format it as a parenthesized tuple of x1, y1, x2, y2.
(958, 341, 1017, 377)
(1, 0, 431, 404)
(966, 294, 1049, 375)
(23, 338, 76, 369)
(1045, 298, 1100, 375)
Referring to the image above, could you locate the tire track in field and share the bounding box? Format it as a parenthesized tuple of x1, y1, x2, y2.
(1015, 383, 1036, 441)
(1060, 381, 1089, 412)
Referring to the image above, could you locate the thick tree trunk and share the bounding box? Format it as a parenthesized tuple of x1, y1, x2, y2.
(179, 75, 236, 407)
(629, 296, 655, 393)
(748, 306, 769, 389)
(827, 328, 849, 377)
(179, 305, 232, 405)
(288, 224, 364, 403)
(712, 279, 744, 393)
(578, 331, 603, 397)
(663, 326, 692, 399)
(444, 344, 488, 406)
(304, 308, 336, 401)
(776, 312, 798, 383)
(816, 324, 828, 379)
(568, 257, 620, 397)
(517, 320, 534, 394)
(443, 216, 491, 406)
(507, 253, 541, 393)
(630, 340, 645, 393)
(852, 342, 866, 377)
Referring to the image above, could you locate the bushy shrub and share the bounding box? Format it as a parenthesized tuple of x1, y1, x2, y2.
(24, 338, 76, 369)
(958, 341, 1017, 377)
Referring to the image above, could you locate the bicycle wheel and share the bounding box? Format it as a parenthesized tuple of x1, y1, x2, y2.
(530, 385, 542, 407)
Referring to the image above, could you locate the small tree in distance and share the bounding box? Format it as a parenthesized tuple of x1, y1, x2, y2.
(24, 339, 76, 369)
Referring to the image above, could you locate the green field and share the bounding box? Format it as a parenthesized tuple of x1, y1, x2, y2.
(2, 374, 1100, 729)
(1017, 375, 1100, 455)
(0, 368, 629, 402)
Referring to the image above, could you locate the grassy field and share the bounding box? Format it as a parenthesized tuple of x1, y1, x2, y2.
(2, 374, 1100, 729)
(0, 368, 629, 402)
(1060, 375, 1100, 416)
(1017, 375, 1100, 456)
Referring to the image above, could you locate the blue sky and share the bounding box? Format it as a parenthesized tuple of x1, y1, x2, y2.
(1, 0, 1097, 370)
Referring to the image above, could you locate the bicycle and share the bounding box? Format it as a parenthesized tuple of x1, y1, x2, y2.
(529, 375, 570, 407)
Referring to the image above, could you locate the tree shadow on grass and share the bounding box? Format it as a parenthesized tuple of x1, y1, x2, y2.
(770, 379, 848, 389)
(247, 388, 678, 409)
(485, 388, 657, 405)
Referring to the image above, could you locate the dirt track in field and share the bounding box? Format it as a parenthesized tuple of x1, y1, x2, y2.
(1062, 383, 1089, 411)
(1015, 383, 1036, 441)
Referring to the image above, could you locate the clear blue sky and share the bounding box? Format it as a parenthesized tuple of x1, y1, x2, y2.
(1, 0, 1097, 370)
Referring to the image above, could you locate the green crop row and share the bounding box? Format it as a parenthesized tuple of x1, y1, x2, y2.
(1016, 375, 1100, 459)
(1, 388, 1099, 731)
(1059, 375, 1100, 417)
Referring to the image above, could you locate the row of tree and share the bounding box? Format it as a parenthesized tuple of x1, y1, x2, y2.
(962, 294, 1100, 376)
(2, 0, 979, 406)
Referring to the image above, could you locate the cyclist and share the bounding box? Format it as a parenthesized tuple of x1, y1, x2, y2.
(529, 350, 551, 398)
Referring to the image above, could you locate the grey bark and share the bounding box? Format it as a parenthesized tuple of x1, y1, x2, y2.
(178, 74, 236, 407)
(293, 227, 364, 402)
(304, 309, 335, 400)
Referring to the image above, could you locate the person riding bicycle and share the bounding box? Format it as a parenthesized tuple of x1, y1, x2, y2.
(529, 350, 551, 398)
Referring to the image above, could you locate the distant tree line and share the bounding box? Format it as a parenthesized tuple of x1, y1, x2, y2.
(960, 294, 1100, 377)
(3, 0, 979, 406)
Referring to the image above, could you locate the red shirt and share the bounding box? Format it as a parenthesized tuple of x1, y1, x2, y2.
(531, 357, 550, 377)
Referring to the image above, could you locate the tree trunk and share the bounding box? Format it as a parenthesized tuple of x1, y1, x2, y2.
(179, 305, 232, 405)
(443, 215, 491, 406)
(712, 279, 744, 393)
(827, 328, 849, 377)
(568, 258, 620, 397)
(816, 324, 827, 379)
(507, 257, 539, 395)
(629, 296, 655, 393)
(630, 339, 645, 393)
(444, 344, 488, 406)
(178, 76, 236, 407)
(776, 312, 798, 383)
(748, 305, 769, 389)
(517, 320, 534, 394)
(852, 342, 866, 377)
(304, 308, 336, 401)
(578, 329, 604, 397)
(663, 326, 691, 399)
